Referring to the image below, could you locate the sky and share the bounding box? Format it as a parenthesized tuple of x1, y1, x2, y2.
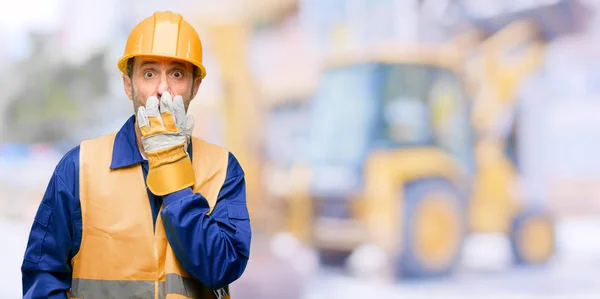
(0, 0, 64, 60)
(0, 0, 195, 64)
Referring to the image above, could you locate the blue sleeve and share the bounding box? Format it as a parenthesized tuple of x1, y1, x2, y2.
(161, 152, 251, 289)
(21, 146, 82, 299)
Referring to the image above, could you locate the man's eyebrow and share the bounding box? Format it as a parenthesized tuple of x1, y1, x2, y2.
(140, 60, 188, 70)
(169, 61, 187, 69)
(140, 60, 158, 68)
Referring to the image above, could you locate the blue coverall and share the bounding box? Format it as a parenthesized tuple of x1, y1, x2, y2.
(21, 115, 251, 298)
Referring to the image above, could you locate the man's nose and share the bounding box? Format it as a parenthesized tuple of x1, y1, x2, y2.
(156, 74, 170, 97)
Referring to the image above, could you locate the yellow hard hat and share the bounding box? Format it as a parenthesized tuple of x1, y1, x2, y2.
(117, 11, 206, 79)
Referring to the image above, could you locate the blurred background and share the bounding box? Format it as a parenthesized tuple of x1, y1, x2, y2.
(2, 0, 600, 298)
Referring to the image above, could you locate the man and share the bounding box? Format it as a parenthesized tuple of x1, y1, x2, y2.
(21, 11, 251, 299)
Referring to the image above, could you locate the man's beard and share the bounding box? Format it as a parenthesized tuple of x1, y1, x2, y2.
(132, 87, 145, 116)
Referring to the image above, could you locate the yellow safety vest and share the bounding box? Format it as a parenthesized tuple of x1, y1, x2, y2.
(69, 132, 231, 299)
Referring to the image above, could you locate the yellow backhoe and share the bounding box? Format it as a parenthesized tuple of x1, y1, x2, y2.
(284, 0, 586, 279)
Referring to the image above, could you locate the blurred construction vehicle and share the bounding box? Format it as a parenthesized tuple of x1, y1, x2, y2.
(285, 0, 588, 279)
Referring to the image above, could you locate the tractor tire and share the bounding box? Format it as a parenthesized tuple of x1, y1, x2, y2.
(398, 178, 466, 279)
(509, 209, 555, 266)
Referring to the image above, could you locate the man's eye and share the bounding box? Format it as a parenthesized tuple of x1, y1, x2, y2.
(173, 71, 183, 78)
(144, 71, 154, 78)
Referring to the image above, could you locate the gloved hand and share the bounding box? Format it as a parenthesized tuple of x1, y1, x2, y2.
(171, 92, 195, 146)
(137, 91, 195, 196)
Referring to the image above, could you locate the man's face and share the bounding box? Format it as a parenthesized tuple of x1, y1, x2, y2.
(123, 56, 201, 114)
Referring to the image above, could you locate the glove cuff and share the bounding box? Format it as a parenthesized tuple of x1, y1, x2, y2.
(146, 143, 188, 169)
(146, 145, 195, 196)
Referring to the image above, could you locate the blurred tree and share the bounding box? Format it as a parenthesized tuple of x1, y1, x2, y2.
(1, 32, 110, 144)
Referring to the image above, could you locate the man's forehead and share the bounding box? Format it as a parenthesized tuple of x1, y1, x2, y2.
(136, 56, 193, 69)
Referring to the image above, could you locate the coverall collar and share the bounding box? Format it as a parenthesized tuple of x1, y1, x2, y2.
(110, 115, 193, 169)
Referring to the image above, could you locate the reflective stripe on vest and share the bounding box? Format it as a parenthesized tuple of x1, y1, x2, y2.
(71, 273, 230, 299)
(159, 273, 200, 298)
(70, 278, 154, 298)
(159, 274, 230, 299)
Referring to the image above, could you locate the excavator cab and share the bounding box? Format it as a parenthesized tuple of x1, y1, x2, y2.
(309, 52, 474, 189)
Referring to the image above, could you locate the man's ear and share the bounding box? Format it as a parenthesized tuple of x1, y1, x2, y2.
(191, 78, 202, 99)
(123, 74, 133, 101)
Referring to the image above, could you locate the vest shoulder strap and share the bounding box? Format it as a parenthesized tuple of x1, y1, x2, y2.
(191, 137, 230, 214)
(79, 132, 117, 162)
(79, 133, 118, 198)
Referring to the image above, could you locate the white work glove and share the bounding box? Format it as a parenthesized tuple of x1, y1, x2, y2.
(137, 91, 196, 196)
